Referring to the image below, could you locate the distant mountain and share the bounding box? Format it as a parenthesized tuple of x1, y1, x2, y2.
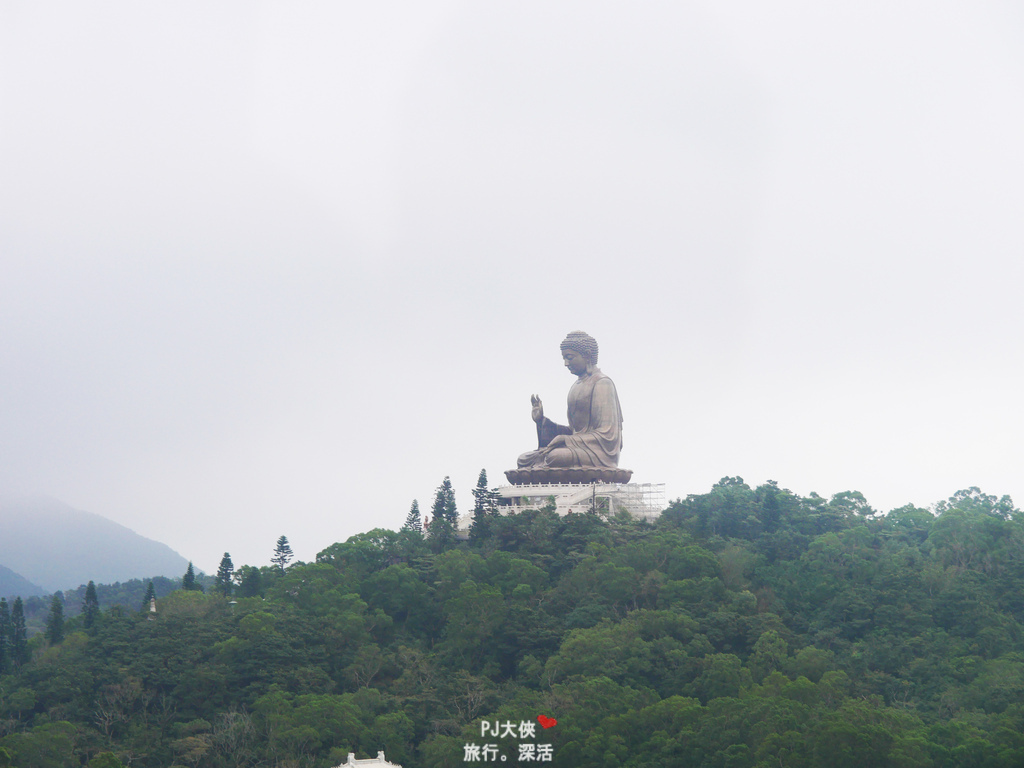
(0, 562, 45, 601)
(0, 495, 191, 593)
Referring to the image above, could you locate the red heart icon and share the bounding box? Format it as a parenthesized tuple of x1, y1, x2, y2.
(537, 715, 557, 729)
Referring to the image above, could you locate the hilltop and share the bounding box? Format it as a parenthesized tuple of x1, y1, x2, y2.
(0, 478, 1022, 767)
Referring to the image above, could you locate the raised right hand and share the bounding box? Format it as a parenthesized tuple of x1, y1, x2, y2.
(531, 394, 544, 424)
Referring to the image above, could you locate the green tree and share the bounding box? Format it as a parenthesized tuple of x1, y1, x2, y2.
(272, 536, 294, 571)
(927, 506, 1004, 571)
(935, 486, 1018, 519)
(82, 581, 100, 628)
(235, 565, 264, 598)
(10, 597, 28, 667)
(45, 593, 64, 645)
(750, 629, 789, 682)
(182, 561, 203, 591)
(402, 499, 423, 533)
(0, 598, 9, 674)
(661, 476, 759, 538)
(469, 469, 499, 544)
(141, 580, 156, 611)
(427, 512, 454, 551)
(87, 752, 125, 768)
(432, 476, 457, 525)
(830, 490, 877, 519)
(0, 722, 78, 767)
(883, 504, 934, 544)
(215, 553, 234, 596)
(428, 476, 459, 552)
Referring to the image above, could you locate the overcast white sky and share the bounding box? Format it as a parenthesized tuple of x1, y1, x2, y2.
(2, 2, 1023, 574)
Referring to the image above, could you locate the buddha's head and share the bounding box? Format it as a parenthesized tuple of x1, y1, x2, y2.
(560, 330, 598, 376)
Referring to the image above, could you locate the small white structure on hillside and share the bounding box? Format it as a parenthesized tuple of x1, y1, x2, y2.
(336, 752, 401, 768)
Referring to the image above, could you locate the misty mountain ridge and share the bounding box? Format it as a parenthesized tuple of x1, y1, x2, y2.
(0, 562, 45, 600)
(0, 494, 191, 593)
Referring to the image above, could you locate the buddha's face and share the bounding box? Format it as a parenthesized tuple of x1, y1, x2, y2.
(562, 349, 591, 376)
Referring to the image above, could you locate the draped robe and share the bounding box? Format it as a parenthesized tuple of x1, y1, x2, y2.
(517, 369, 623, 469)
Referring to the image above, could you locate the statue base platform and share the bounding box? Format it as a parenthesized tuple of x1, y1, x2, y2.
(481, 479, 664, 524)
(504, 467, 633, 485)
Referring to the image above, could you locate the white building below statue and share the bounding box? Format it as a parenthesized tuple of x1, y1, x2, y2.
(335, 752, 401, 768)
(457, 483, 665, 530)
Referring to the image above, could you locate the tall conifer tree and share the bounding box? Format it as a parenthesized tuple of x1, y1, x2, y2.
(46, 593, 65, 645)
(403, 499, 423, 533)
(10, 597, 27, 667)
(0, 598, 10, 674)
(215, 553, 234, 595)
(470, 468, 501, 543)
(271, 536, 294, 572)
(182, 562, 202, 591)
(431, 476, 457, 524)
(429, 476, 458, 551)
(83, 581, 99, 628)
(141, 580, 156, 611)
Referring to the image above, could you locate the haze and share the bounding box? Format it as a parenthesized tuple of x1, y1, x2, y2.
(2, 2, 1023, 573)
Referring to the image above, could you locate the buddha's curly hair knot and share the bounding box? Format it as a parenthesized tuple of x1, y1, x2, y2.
(559, 330, 599, 364)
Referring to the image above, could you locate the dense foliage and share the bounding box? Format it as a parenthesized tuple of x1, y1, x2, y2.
(2, 479, 1024, 767)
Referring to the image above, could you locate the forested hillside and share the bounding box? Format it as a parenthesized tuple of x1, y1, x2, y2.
(1, 478, 1023, 767)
